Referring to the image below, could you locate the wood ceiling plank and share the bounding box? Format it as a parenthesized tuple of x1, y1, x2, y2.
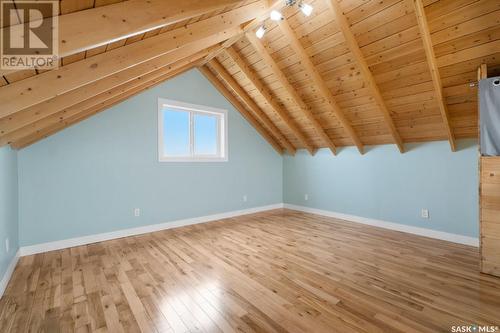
(125, 33, 146, 45)
(351, 0, 415, 37)
(94, 0, 124, 7)
(375, 61, 429, 84)
(209, 59, 297, 155)
(341, 0, 371, 13)
(85, 45, 108, 58)
(326, 0, 404, 152)
(0, 43, 222, 137)
(433, 26, 500, 59)
(424, 0, 478, 21)
(0, 3, 266, 119)
(439, 53, 499, 80)
(61, 51, 86, 66)
(427, 0, 499, 33)
(0, 51, 211, 147)
(60, 0, 94, 15)
(3, 70, 37, 84)
(278, 19, 364, 153)
(1, 0, 243, 69)
(4, 0, 489, 147)
(437, 40, 500, 68)
(361, 26, 420, 58)
(105, 39, 127, 51)
(11, 65, 194, 150)
(199, 66, 284, 154)
(356, 12, 417, 48)
(225, 47, 316, 154)
(346, 0, 401, 25)
(246, 32, 338, 155)
(365, 38, 423, 68)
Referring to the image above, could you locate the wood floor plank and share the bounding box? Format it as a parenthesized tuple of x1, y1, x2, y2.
(1, 209, 500, 332)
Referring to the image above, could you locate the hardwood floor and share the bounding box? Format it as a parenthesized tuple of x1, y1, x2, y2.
(1, 209, 499, 332)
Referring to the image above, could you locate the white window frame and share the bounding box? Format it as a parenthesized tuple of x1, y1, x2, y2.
(158, 98, 228, 162)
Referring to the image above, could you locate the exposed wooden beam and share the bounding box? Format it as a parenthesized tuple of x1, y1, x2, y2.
(199, 66, 284, 155)
(225, 47, 315, 155)
(326, 0, 404, 153)
(11, 64, 195, 150)
(201, 0, 285, 64)
(1, 52, 209, 147)
(478, 63, 488, 81)
(0, 0, 241, 74)
(277, 19, 364, 154)
(245, 32, 337, 155)
(0, 2, 266, 119)
(413, 0, 456, 152)
(209, 59, 297, 155)
(0, 45, 219, 138)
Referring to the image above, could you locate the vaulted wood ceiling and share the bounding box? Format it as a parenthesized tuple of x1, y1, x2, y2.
(0, 0, 498, 153)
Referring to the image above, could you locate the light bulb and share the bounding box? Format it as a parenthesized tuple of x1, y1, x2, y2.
(255, 26, 266, 39)
(300, 3, 313, 16)
(270, 10, 283, 21)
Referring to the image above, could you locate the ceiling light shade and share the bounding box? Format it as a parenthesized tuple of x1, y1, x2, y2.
(270, 10, 283, 21)
(255, 26, 266, 39)
(299, 3, 313, 16)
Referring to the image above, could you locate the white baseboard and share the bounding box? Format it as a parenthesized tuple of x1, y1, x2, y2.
(20, 203, 284, 256)
(284, 204, 479, 247)
(18, 202, 478, 257)
(0, 249, 20, 298)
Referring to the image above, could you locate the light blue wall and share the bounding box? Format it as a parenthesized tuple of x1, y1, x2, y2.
(14, 68, 480, 247)
(18, 69, 283, 246)
(0, 146, 19, 280)
(284, 140, 479, 237)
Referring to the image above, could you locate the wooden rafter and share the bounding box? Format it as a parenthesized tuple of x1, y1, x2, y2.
(245, 32, 337, 155)
(1, 51, 211, 147)
(326, 0, 404, 153)
(0, 44, 219, 138)
(413, 0, 456, 152)
(478, 64, 488, 81)
(199, 66, 284, 154)
(225, 47, 315, 154)
(11, 63, 195, 149)
(277, 19, 364, 154)
(2, 0, 491, 149)
(0, 2, 266, 119)
(0, 0, 241, 75)
(209, 59, 297, 155)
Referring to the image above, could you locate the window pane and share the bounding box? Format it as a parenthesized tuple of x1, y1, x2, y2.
(163, 109, 190, 156)
(194, 113, 218, 155)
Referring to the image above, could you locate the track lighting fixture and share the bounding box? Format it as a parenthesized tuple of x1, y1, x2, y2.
(255, 25, 266, 39)
(270, 10, 283, 21)
(299, 3, 313, 16)
(270, 1, 314, 23)
(254, 1, 313, 39)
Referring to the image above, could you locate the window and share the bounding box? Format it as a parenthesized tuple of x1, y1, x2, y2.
(158, 98, 227, 162)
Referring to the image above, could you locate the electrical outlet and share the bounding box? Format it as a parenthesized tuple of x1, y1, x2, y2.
(421, 209, 429, 219)
(304, 194, 309, 201)
(243, 195, 247, 202)
(134, 208, 141, 217)
(5, 238, 9, 253)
